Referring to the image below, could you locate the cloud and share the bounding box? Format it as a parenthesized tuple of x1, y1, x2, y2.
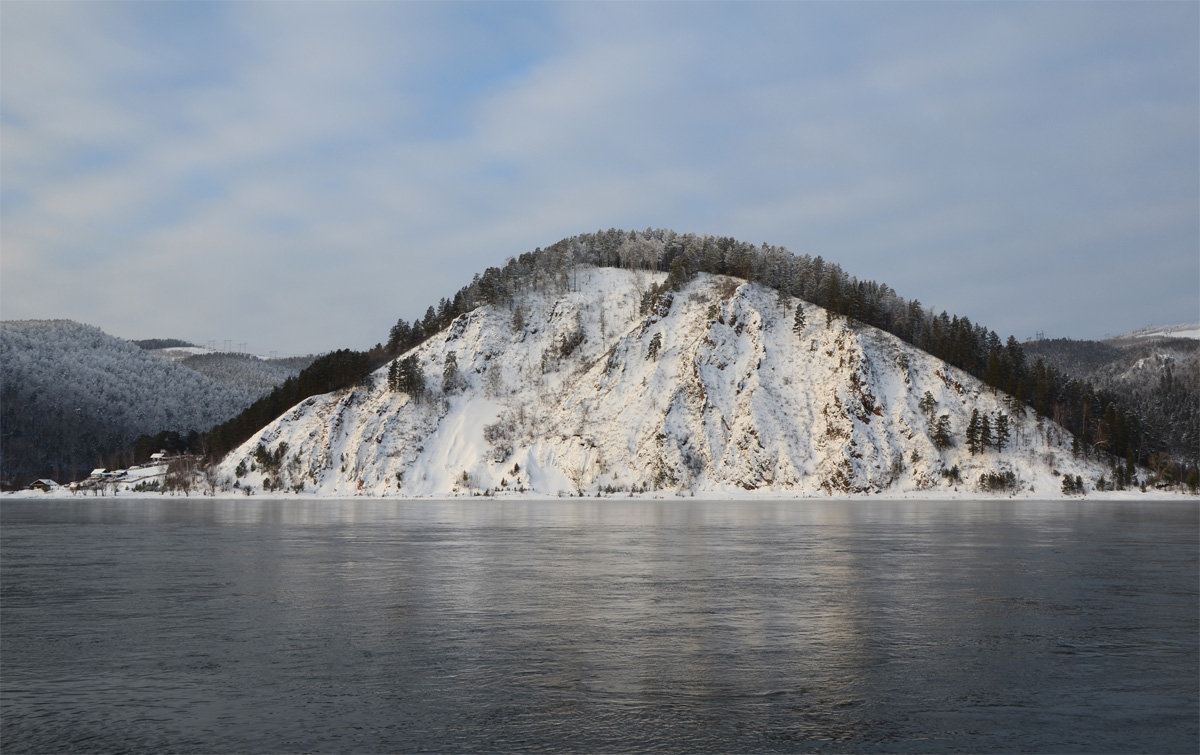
(2, 1, 1196, 354)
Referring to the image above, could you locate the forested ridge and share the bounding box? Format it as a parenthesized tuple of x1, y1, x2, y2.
(1025, 336, 1199, 470)
(0, 321, 250, 487)
(179, 352, 317, 406)
(147, 229, 1191, 484)
(0, 323, 315, 488)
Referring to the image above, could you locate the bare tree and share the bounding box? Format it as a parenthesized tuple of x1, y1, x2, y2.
(165, 456, 195, 496)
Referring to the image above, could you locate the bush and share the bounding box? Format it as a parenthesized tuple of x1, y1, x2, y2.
(979, 470, 1017, 492)
(1061, 474, 1085, 495)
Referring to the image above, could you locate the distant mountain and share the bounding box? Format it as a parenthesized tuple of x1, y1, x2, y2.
(1024, 327, 1199, 466)
(215, 268, 1116, 497)
(1107, 323, 1200, 344)
(0, 320, 307, 487)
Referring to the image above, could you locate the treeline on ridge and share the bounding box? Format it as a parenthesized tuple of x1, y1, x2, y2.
(137, 228, 1185, 481)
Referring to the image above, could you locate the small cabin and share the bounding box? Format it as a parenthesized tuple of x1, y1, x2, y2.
(30, 479, 59, 492)
(90, 468, 108, 479)
(150, 452, 167, 462)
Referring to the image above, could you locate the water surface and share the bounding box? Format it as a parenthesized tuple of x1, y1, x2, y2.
(2, 498, 1196, 752)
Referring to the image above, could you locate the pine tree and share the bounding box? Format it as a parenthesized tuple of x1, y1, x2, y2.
(647, 333, 663, 360)
(442, 353, 461, 394)
(979, 413, 993, 450)
(966, 409, 981, 455)
(793, 304, 806, 336)
(933, 415, 953, 449)
(387, 319, 412, 352)
(994, 412, 1010, 452)
(919, 391, 937, 424)
(393, 355, 425, 397)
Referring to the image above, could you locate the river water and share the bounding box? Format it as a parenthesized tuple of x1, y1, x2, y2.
(2, 498, 1196, 753)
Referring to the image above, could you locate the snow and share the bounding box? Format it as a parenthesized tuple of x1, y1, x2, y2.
(407, 396, 503, 496)
(1117, 324, 1200, 341)
(210, 268, 1165, 499)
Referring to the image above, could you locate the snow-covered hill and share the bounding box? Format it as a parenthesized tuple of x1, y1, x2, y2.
(1, 320, 254, 486)
(217, 269, 1114, 497)
(1025, 329, 1199, 466)
(1109, 323, 1200, 343)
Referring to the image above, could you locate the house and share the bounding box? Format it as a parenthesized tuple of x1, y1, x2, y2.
(90, 468, 108, 479)
(150, 452, 167, 462)
(29, 479, 59, 492)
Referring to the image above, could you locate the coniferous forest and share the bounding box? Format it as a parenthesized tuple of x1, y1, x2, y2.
(134, 229, 1193, 486)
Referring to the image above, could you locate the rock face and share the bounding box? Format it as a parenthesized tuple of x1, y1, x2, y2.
(218, 268, 1110, 497)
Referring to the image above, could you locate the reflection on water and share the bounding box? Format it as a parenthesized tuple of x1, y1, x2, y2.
(2, 499, 1197, 753)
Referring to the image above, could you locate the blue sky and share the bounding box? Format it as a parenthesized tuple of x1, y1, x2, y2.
(2, 1, 1197, 355)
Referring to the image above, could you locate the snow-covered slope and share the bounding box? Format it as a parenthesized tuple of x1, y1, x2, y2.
(1110, 323, 1200, 343)
(217, 269, 1113, 497)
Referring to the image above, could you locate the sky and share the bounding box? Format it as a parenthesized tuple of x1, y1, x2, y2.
(2, 1, 1197, 356)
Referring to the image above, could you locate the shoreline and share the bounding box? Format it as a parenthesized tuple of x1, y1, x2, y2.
(4, 488, 1193, 502)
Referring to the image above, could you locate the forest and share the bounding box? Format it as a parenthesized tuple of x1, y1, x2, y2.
(1, 321, 251, 487)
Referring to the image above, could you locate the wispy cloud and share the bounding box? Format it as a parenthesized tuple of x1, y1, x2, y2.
(3, 1, 1196, 353)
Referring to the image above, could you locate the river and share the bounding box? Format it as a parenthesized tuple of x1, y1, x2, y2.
(2, 498, 1196, 752)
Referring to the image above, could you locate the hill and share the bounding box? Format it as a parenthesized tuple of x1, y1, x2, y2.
(0, 320, 305, 487)
(1023, 329, 1199, 467)
(174, 352, 315, 407)
(215, 269, 1115, 497)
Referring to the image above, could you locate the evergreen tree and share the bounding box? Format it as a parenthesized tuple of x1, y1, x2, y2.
(442, 353, 461, 394)
(647, 333, 663, 360)
(994, 412, 1010, 451)
(1061, 474, 1084, 495)
(919, 391, 937, 424)
(979, 413, 993, 450)
(793, 304, 806, 336)
(932, 414, 953, 449)
(387, 319, 412, 352)
(966, 409, 981, 455)
(393, 355, 425, 397)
